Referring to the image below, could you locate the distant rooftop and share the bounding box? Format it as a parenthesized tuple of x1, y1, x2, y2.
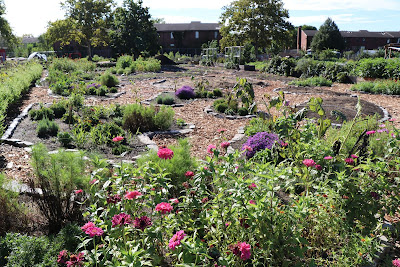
(155, 21, 221, 32)
(303, 29, 400, 38)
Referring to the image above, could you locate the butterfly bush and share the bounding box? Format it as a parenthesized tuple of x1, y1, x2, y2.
(241, 132, 280, 158)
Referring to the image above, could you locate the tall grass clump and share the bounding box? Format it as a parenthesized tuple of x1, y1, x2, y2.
(290, 76, 333, 87)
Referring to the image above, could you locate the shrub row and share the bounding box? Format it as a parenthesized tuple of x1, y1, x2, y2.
(115, 55, 161, 75)
(351, 79, 400, 95)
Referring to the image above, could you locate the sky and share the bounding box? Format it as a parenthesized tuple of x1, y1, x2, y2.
(3, 0, 400, 37)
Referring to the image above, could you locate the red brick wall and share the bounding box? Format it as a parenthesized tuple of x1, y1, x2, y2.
(158, 30, 221, 50)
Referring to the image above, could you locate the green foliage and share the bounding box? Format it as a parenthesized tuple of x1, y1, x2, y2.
(290, 76, 333, 87)
(215, 102, 228, 113)
(266, 56, 297, 77)
(50, 100, 68, 118)
(212, 88, 223, 97)
(116, 55, 133, 69)
(100, 72, 119, 87)
(37, 118, 59, 137)
(110, 0, 159, 57)
(156, 94, 175, 105)
(220, 0, 293, 54)
(29, 144, 89, 233)
(29, 105, 55, 120)
(131, 57, 161, 72)
(351, 80, 400, 95)
(233, 78, 257, 114)
(122, 104, 174, 133)
(311, 18, 345, 52)
(137, 139, 197, 195)
(58, 131, 74, 147)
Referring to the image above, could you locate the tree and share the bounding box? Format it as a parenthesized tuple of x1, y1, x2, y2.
(110, 0, 159, 58)
(46, 0, 114, 58)
(219, 0, 292, 55)
(311, 18, 345, 52)
(0, 0, 17, 48)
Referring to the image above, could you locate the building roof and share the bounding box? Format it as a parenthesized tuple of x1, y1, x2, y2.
(155, 21, 221, 32)
(303, 29, 400, 39)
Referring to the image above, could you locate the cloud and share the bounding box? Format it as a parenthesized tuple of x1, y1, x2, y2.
(283, 0, 400, 11)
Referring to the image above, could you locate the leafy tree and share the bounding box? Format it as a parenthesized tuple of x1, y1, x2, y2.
(219, 0, 292, 55)
(110, 0, 159, 58)
(301, 25, 317, 31)
(46, 0, 114, 58)
(311, 18, 345, 52)
(0, 1, 17, 49)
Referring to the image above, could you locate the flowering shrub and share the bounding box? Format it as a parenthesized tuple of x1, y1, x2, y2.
(241, 132, 280, 158)
(175, 85, 195, 99)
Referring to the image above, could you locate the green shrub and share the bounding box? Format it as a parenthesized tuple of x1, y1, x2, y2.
(58, 131, 73, 148)
(131, 57, 161, 72)
(351, 80, 400, 95)
(29, 106, 54, 120)
(212, 88, 223, 97)
(50, 100, 67, 118)
(116, 55, 133, 69)
(156, 95, 175, 105)
(215, 102, 228, 113)
(117, 68, 124, 75)
(207, 91, 214, 98)
(37, 118, 59, 137)
(290, 76, 333, 87)
(29, 144, 89, 233)
(122, 104, 174, 133)
(100, 72, 119, 87)
(238, 107, 248, 116)
(266, 56, 297, 77)
(69, 93, 84, 108)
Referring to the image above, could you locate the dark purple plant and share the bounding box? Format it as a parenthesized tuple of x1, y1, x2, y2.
(175, 86, 195, 99)
(241, 132, 280, 158)
(86, 83, 101, 89)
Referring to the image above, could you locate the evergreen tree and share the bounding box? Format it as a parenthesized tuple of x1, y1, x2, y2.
(311, 18, 345, 52)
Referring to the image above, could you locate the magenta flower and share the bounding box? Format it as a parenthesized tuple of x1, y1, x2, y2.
(351, 154, 358, 159)
(66, 252, 85, 267)
(303, 159, 316, 167)
(107, 194, 121, 204)
(248, 183, 257, 189)
(168, 230, 186, 250)
(157, 147, 174, 159)
(392, 258, 400, 267)
(201, 197, 209, 203)
(249, 200, 256, 205)
(345, 158, 354, 165)
(218, 128, 227, 133)
(111, 213, 132, 227)
(57, 250, 69, 264)
(81, 222, 103, 237)
(238, 242, 251, 260)
(81, 222, 95, 231)
(379, 124, 386, 128)
(207, 144, 217, 154)
(112, 136, 124, 142)
(389, 118, 396, 122)
(155, 202, 173, 214)
(133, 216, 152, 231)
(220, 141, 230, 149)
(74, 189, 83, 194)
(324, 156, 333, 160)
(170, 198, 179, 204)
(314, 164, 322, 171)
(89, 179, 97, 185)
(366, 130, 376, 135)
(124, 190, 142, 200)
(243, 145, 253, 152)
(185, 171, 194, 178)
(281, 142, 288, 147)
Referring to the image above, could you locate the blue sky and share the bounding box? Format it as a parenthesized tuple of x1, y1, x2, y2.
(3, 0, 400, 36)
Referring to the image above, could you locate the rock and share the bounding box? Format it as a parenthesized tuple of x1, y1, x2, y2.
(6, 162, 14, 169)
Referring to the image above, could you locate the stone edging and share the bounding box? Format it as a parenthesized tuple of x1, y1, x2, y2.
(141, 91, 196, 108)
(1, 103, 35, 141)
(227, 126, 246, 155)
(273, 87, 349, 96)
(47, 88, 126, 100)
(204, 105, 257, 120)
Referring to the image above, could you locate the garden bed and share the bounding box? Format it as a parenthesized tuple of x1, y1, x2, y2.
(141, 91, 195, 107)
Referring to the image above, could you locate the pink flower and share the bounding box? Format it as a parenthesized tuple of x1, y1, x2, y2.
(379, 124, 386, 128)
(225, 222, 231, 227)
(57, 250, 69, 264)
(66, 252, 85, 267)
(351, 154, 358, 159)
(345, 158, 354, 165)
(314, 164, 322, 171)
(201, 197, 209, 203)
(366, 130, 376, 135)
(185, 171, 194, 178)
(157, 147, 174, 159)
(107, 194, 121, 204)
(218, 128, 227, 133)
(243, 145, 253, 152)
(111, 213, 132, 227)
(207, 144, 217, 154)
(377, 129, 389, 133)
(81, 222, 103, 237)
(168, 230, 186, 250)
(303, 159, 316, 167)
(392, 258, 400, 267)
(112, 136, 124, 142)
(124, 190, 142, 200)
(133, 216, 152, 231)
(249, 200, 256, 205)
(389, 118, 396, 122)
(89, 179, 97, 185)
(170, 198, 179, 204)
(238, 242, 251, 260)
(74, 189, 83, 194)
(280, 141, 288, 147)
(248, 183, 257, 189)
(155, 202, 173, 214)
(220, 141, 230, 149)
(324, 156, 333, 160)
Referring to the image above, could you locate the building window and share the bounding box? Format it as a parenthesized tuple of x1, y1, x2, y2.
(170, 32, 174, 39)
(214, 31, 218, 39)
(387, 39, 391, 44)
(195, 31, 199, 39)
(362, 38, 365, 42)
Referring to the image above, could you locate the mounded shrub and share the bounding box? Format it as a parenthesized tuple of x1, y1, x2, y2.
(37, 118, 59, 138)
(175, 86, 195, 99)
(100, 73, 119, 88)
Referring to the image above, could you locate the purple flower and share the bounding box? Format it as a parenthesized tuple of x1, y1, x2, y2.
(241, 132, 279, 159)
(133, 216, 152, 231)
(175, 86, 195, 99)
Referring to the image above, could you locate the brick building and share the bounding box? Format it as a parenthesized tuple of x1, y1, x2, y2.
(297, 27, 400, 52)
(155, 21, 221, 55)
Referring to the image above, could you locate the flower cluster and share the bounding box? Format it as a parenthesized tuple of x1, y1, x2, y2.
(175, 85, 195, 99)
(155, 202, 173, 214)
(207, 144, 217, 154)
(220, 141, 230, 149)
(81, 222, 104, 237)
(241, 132, 279, 158)
(133, 216, 152, 231)
(111, 213, 132, 227)
(229, 242, 251, 260)
(168, 230, 186, 250)
(157, 147, 174, 159)
(393, 258, 400, 267)
(58, 250, 85, 267)
(124, 190, 142, 200)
